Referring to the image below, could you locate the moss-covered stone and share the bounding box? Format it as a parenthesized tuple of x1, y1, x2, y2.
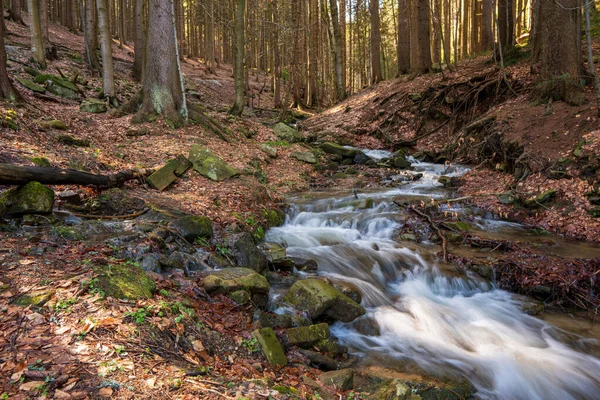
(437, 176, 452, 187)
(283, 279, 366, 322)
(53, 225, 85, 240)
(320, 142, 357, 159)
(263, 209, 285, 227)
(272, 385, 298, 395)
(285, 323, 330, 347)
(393, 152, 412, 169)
(370, 379, 417, 400)
(147, 156, 192, 191)
(170, 215, 213, 243)
(80, 98, 107, 113)
(56, 134, 89, 146)
(16, 77, 45, 93)
(254, 310, 294, 329)
(13, 290, 55, 307)
(229, 290, 251, 304)
(443, 221, 472, 232)
(203, 267, 270, 295)
(497, 191, 517, 205)
(314, 338, 348, 355)
(262, 242, 286, 263)
(259, 144, 278, 158)
(252, 327, 288, 367)
(93, 263, 156, 300)
(0, 181, 54, 217)
(232, 232, 268, 273)
(318, 369, 354, 391)
(35, 74, 80, 99)
(291, 151, 317, 164)
(31, 156, 51, 167)
(524, 189, 556, 209)
(272, 122, 302, 142)
(24, 67, 41, 77)
(189, 145, 239, 181)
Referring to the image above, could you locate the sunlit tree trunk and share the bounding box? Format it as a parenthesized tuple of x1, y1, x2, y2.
(96, 0, 116, 102)
(133, 0, 144, 81)
(85, 0, 100, 71)
(28, 0, 47, 69)
(409, 0, 431, 73)
(329, 0, 345, 100)
(369, 0, 382, 83)
(230, 0, 245, 116)
(481, 0, 494, 51)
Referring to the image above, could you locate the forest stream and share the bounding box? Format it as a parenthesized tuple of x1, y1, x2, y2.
(266, 153, 600, 400)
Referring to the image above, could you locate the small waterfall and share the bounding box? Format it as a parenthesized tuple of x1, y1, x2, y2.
(266, 158, 600, 400)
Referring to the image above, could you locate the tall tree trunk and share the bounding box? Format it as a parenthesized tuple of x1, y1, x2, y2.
(230, 0, 245, 115)
(533, 0, 583, 105)
(481, 0, 494, 51)
(369, 0, 382, 84)
(118, 0, 126, 47)
(409, 0, 431, 73)
(270, 0, 281, 108)
(85, 0, 100, 71)
(498, 0, 514, 51)
(40, 0, 50, 52)
(329, 0, 345, 101)
(28, 0, 46, 69)
(135, 0, 187, 125)
(397, 0, 410, 75)
(340, 0, 346, 92)
(307, 0, 319, 106)
(133, 0, 144, 81)
(96, 0, 115, 102)
(9, 0, 25, 24)
(0, 11, 20, 101)
(584, 0, 600, 117)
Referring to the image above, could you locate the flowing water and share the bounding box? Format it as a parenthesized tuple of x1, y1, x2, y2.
(266, 155, 600, 400)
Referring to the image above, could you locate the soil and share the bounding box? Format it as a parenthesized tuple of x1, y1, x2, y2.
(1, 16, 600, 400)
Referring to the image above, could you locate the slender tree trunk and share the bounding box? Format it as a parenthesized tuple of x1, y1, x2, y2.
(271, 0, 281, 108)
(85, 0, 100, 71)
(329, 0, 345, 100)
(340, 0, 346, 92)
(498, 0, 514, 51)
(40, 0, 51, 53)
(584, 0, 600, 116)
(9, 0, 25, 24)
(135, 0, 186, 124)
(397, 0, 410, 75)
(133, 0, 144, 81)
(369, 0, 382, 84)
(0, 12, 20, 101)
(28, 0, 46, 69)
(96, 0, 116, 102)
(307, 0, 319, 106)
(230, 0, 245, 115)
(410, 0, 432, 73)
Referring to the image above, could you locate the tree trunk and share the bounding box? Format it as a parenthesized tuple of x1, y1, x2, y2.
(409, 0, 431, 73)
(498, 0, 514, 51)
(369, 0, 382, 84)
(28, 0, 47, 69)
(340, 0, 346, 91)
(0, 164, 153, 188)
(133, 0, 144, 81)
(481, 0, 494, 51)
(0, 12, 20, 101)
(40, 0, 52, 57)
(135, 0, 187, 125)
(307, 0, 319, 106)
(271, 0, 281, 108)
(96, 0, 115, 102)
(230, 0, 245, 116)
(533, 0, 584, 105)
(9, 0, 25, 24)
(85, 0, 100, 71)
(397, 0, 410, 75)
(329, 0, 345, 101)
(584, 0, 600, 116)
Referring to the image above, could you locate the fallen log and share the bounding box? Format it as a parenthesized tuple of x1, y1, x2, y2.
(0, 164, 154, 188)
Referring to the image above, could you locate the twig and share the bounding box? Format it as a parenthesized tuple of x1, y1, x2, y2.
(394, 201, 448, 262)
(69, 208, 150, 220)
(184, 379, 234, 399)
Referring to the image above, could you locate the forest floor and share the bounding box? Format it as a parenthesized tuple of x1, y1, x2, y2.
(1, 16, 600, 400)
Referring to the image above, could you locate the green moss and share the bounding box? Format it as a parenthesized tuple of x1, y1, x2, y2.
(252, 327, 288, 367)
(263, 209, 285, 228)
(272, 385, 298, 395)
(13, 290, 54, 307)
(443, 221, 472, 232)
(31, 157, 51, 167)
(203, 268, 270, 294)
(93, 263, 156, 300)
(0, 181, 54, 217)
(53, 225, 85, 240)
(285, 323, 330, 347)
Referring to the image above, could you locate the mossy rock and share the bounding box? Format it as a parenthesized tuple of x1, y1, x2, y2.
(232, 232, 268, 273)
(272, 122, 303, 143)
(263, 209, 285, 228)
(13, 290, 55, 307)
(203, 267, 270, 295)
(0, 181, 54, 217)
(589, 206, 600, 218)
(57, 134, 89, 147)
(47, 120, 68, 130)
(53, 225, 85, 240)
(283, 279, 366, 322)
(229, 290, 251, 304)
(272, 385, 298, 395)
(24, 67, 41, 77)
(189, 145, 239, 181)
(259, 144, 278, 158)
(93, 263, 156, 300)
(80, 98, 107, 113)
(443, 221, 472, 232)
(497, 191, 517, 205)
(284, 323, 330, 347)
(16, 77, 45, 93)
(31, 156, 51, 167)
(170, 215, 213, 243)
(318, 369, 354, 391)
(320, 142, 357, 159)
(313, 338, 348, 355)
(35, 74, 79, 99)
(437, 176, 452, 187)
(291, 151, 317, 164)
(252, 327, 288, 367)
(524, 189, 556, 209)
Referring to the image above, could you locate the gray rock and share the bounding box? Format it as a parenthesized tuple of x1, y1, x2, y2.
(203, 267, 270, 295)
(291, 151, 317, 164)
(232, 232, 268, 273)
(80, 98, 107, 113)
(259, 144, 278, 158)
(0, 182, 54, 217)
(140, 254, 161, 273)
(353, 152, 371, 165)
(170, 215, 213, 243)
(252, 328, 288, 367)
(299, 349, 339, 371)
(320, 142, 357, 159)
(318, 369, 354, 391)
(188, 145, 239, 181)
(272, 122, 302, 142)
(284, 323, 330, 347)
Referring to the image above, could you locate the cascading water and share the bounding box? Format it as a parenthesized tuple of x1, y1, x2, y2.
(266, 154, 600, 400)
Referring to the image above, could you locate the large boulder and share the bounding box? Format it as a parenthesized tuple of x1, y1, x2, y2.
(80, 98, 108, 113)
(252, 328, 288, 367)
(0, 182, 54, 217)
(170, 215, 213, 243)
(272, 122, 302, 142)
(188, 145, 239, 181)
(203, 267, 269, 295)
(320, 142, 357, 159)
(392, 150, 411, 169)
(283, 279, 366, 322)
(232, 232, 268, 273)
